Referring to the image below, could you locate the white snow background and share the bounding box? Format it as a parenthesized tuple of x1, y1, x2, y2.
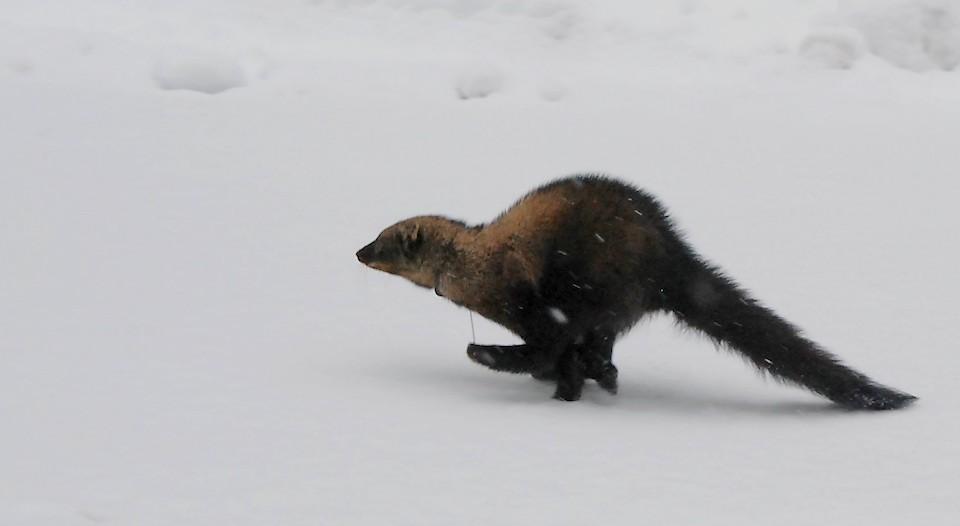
(2, 0, 959, 524)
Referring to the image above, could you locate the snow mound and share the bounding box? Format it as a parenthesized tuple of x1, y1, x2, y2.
(809, 0, 960, 71)
(154, 53, 247, 94)
(846, 0, 960, 71)
(454, 66, 504, 100)
(799, 27, 866, 69)
(536, 7, 582, 41)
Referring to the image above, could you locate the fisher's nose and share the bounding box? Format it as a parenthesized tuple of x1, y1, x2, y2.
(356, 242, 375, 264)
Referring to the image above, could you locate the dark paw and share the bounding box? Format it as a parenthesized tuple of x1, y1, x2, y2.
(553, 385, 582, 402)
(595, 364, 619, 395)
(583, 357, 619, 395)
(466, 343, 540, 374)
(467, 345, 497, 367)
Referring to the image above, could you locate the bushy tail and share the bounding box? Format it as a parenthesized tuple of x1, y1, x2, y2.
(665, 259, 916, 410)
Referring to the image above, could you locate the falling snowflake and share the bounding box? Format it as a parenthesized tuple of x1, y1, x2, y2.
(548, 307, 569, 324)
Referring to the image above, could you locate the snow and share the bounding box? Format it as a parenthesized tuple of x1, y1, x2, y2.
(454, 64, 505, 100)
(837, 0, 960, 71)
(548, 307, 569, 324)
(799, 27, 866, 69)
(2, 1, 960, 525)
(154, 53, 248, 94)
(536, 80, 567, 102)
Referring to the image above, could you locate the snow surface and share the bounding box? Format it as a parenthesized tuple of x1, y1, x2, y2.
(154, 53, 248, 94)
(2, 1, 960, 525)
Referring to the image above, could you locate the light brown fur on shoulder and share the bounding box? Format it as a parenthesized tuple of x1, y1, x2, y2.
(475, 185, 576, 285)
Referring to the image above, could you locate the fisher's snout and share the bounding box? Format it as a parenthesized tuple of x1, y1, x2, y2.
(356, 241, 376, 265)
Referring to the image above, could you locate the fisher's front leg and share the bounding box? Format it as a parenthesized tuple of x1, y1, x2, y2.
(466, 343, 539, 374)
(467, 335, 617, 394)
(466, 337, 582, 400)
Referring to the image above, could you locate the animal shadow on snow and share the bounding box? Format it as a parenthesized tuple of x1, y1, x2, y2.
(368, 356, 848, 417)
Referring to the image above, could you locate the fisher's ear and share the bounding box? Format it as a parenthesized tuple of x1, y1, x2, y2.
(399, 223, 423, 258)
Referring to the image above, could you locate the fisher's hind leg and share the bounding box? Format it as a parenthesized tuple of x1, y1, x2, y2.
(580, 331, 618, 394)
